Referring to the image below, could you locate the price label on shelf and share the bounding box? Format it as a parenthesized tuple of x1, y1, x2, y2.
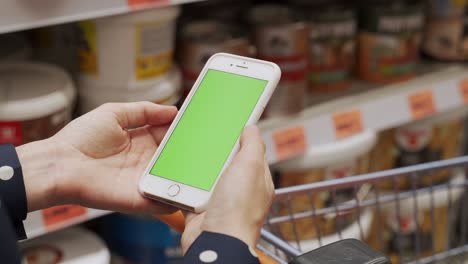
(408, 90, 436, 120)
(127, 0, 169, 7)
(42, 205, 87, 228)
(459, 79, 468, 104)
(272, 126, 307, 161)
(333, 109, 363, 139)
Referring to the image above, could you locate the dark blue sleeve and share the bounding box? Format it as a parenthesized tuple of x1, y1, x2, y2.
(184, 232, 260, 264)
(0, 144, 27, 240)
(0, 204, 22, 264)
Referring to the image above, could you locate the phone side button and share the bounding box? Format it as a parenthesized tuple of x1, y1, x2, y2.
(168, 184, 181, 197)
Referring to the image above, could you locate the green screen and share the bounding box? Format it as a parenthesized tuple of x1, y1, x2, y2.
(150, 69, 267, 191)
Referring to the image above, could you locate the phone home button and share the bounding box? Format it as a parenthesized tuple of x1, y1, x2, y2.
(168, 184, 180, 197)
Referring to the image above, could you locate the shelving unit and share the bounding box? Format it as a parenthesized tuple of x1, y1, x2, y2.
(0, 0, 203, 34)
(260, 64, 468, 164)
(24, 206, 109, 239)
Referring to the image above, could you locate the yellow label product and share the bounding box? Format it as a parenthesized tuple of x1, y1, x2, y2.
(77, 21, 98, 74)
(135, 22, 174, 80)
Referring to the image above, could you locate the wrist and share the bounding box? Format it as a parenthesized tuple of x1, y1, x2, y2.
(17, 138, 59, 212)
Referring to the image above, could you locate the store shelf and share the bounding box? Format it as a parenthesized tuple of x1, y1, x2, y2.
(24, 206, 109, 239)
(0, 0, 203, 34)
(260, 64, 468, 164)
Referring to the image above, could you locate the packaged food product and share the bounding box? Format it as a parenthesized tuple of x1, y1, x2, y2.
(99, 214, 176, 264)
(77, 7, 180, 87)
(79, 67, 182, 114)
(301, 4, 357, 92)
(32, 23, 79, 76)
(178, 20, 251, 97)
(20, 227, 110, 264)
(358, 0, 424, 83)
(0, 62, 75, 146)
(423, 15, 468, 61)
(276, 131, 377, 241)
(368, 171, 465, 263)
(0, 32, 32, 61)
(371, 106, 468, 189)
(249, 4, 308, 117)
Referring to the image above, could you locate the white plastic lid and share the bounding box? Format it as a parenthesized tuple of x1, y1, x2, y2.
(277, 131, 377, 171)
(20, 227, 110, 264)
(79, 66, 182, 112)
(0, 63, 75, 121)
(96, 6, 180, 25)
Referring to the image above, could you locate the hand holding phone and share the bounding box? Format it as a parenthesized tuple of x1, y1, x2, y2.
(182, 126, 274, 251)
(139, 53, 280, 212)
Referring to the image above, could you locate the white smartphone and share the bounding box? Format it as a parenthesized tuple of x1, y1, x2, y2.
(139, 53, 281, 213)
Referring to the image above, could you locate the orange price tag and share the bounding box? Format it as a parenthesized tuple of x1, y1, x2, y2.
(408, 90, 436, 120)
(333, 109, 363, 139)
(459, 79, 468, 104)
(272, 126, 306, 161)
(127, 0, 168, 7)
(42, 205, 87, 228)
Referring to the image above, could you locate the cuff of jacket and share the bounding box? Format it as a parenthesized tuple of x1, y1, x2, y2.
(184, 231, 259, 264)
(0, 144, 28, 240)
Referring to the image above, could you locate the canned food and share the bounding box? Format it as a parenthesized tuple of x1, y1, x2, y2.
(249, 4, 308, 117)
(302, 5, 357, 92)
(358, 0, 424, 83)
(178, 21, 251, 96)
(423, 14, 468, 61)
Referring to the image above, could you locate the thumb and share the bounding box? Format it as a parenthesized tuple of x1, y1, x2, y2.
(237, 125, 265, 162)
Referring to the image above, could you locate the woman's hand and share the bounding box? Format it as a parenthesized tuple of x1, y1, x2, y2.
(17, 102, 178, 215)
(181, 126, 275, 252)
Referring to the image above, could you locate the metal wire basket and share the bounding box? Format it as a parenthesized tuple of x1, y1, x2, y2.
(259, 156, 468, 264)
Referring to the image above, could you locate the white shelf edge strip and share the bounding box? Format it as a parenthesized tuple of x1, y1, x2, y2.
(262, 66, 468, 164)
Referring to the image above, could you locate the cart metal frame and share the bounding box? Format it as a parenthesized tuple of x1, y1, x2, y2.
(259, 156, 468, 264)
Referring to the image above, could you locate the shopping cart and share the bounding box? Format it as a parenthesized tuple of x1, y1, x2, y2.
(258, 156, 468, 264)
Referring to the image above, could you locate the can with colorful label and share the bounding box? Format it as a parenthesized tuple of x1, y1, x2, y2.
(249, 5, 308, 117)
(178, 21, 251, 97)
(423, 1, 468, 61)
(301, 4, 357, 92)
(358, 0, 424, 84)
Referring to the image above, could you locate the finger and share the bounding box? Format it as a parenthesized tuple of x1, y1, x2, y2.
(100, 102, 177, 129)
(236, 125, 265, 165)
(147, 124, 171, 144)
